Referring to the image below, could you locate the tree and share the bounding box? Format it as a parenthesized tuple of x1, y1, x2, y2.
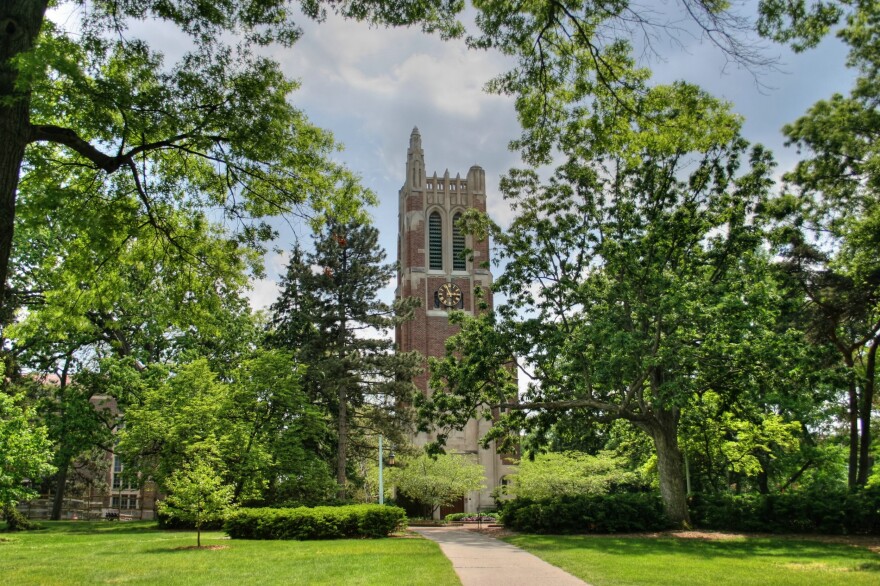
(769, 0, 880, 487)
(0, 0, 465, 325)
(390, 453, 485, 517)
(0, 363, 55, 528)
(224, 348, 335, 505)
(423, 37, 782, 523)
(505, 451, 643, 500)
(269, 220, 421, 498)
(158, 450, 235, 548)
(35, 365, 117, 520)
(117, 351, 333, 505)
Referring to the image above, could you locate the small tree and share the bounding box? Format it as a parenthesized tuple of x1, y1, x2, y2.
(158, 453, 235, 548)
(391, 454, 485, 518)
(507, 451, 644, 501)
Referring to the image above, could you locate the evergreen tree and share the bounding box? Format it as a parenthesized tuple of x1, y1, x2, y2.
(270, 220, 421, 498)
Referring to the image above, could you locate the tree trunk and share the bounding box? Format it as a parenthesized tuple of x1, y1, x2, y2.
(846, 354, 859, 488)
(856, 339, 877, 486)
(50, 457, 70, 520)
(335, 246, 349, 500)
(640, 408, 691, 527)
(337, 383, 348, 499)
(0, 0, 50, 324)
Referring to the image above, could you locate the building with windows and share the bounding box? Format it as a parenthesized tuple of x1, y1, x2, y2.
(17, 382, 157, 521)
(396, 127, 514, 516)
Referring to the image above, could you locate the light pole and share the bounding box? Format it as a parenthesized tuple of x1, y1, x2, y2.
(378, 435, 384, 505)
(378, 435, 395, 505)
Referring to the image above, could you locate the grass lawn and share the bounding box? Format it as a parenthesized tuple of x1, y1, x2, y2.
(504, 533, 880, 586)
(0, 521, 460, 586)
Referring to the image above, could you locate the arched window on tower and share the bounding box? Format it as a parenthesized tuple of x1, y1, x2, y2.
(452, 212, 466, 271)
(429, 212, 443, 270)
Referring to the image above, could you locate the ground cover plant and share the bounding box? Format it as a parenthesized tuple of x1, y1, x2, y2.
(503, 533, 880, 586)
(0, 521, 459, 586)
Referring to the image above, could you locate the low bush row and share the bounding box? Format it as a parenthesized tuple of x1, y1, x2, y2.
(444, 512, 499, 522)
(690, 487, 880, 535)
(224, 504, 407, 540)
(501, 493, 670, 534)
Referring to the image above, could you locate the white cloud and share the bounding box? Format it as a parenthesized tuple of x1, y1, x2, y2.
(248, 279, 280, 311)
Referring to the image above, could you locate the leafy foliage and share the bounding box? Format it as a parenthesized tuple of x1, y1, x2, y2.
(767, 0, 880, 487)
(423, 48, 782, 525)
(505, 451, 645, 500)
(117, 352, 334, 506)
(268, 219, 421, 497)
(690, 487, 880, 535)
(501, 493, 670, 534)
(224, 504, 406, 539)
(390, 453, 486, 516)
(0, 366, 55, 512)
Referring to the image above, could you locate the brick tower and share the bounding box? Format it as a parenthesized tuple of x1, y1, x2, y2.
(396, 127, 512, 515)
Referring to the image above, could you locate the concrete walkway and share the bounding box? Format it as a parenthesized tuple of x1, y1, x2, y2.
(412, 526, 589, 586)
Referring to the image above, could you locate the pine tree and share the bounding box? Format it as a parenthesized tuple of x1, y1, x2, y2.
(270, 220, 421, 498)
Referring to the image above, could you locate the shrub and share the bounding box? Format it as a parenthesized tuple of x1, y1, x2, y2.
(224, 504, 406, 540)
(690, 487, 880, 535)
(502, 493, 670, 534)
(157, 509, 225, 531)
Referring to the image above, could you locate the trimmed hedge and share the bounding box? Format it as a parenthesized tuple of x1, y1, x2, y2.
(224, 504, 407, 540)
(156, 508, 224, 531)
(690, 487, 880, 535)
(501, 493, 670, 534)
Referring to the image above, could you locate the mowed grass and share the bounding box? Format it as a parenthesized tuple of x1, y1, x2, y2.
(0, 521, 460, 586)
(504, 533, 880, 586)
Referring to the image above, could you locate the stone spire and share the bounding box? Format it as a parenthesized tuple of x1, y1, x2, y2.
(406, 126, 425, 190)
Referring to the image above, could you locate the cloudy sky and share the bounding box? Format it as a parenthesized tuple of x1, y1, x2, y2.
(245, 6, 857, 310)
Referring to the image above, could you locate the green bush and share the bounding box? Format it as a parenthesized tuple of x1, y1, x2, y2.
(502, 493, 670, 534)
(156, 508, 224, 531)
(690, 487, 880, 535)
(224, 504, 406, 540)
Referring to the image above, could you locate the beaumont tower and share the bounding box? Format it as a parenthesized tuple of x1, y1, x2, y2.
(396, 127, 512, 515)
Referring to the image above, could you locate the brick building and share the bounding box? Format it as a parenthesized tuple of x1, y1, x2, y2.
(396, 127, 514, 515)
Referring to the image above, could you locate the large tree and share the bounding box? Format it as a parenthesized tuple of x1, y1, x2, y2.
(423, 41, 781, 524)
(269, 220, 421, 498)
(770, 0, 880, 487)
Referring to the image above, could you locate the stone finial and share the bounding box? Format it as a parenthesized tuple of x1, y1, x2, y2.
(406, 127, 425, 189)
(409, 126, 422, 152)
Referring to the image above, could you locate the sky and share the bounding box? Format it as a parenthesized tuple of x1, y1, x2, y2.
(246, 6, 858, 311)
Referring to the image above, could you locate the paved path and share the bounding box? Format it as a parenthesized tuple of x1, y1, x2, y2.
(412, 526, 589, 586)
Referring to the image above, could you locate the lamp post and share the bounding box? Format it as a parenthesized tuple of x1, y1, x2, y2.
(378, 435, 384, 505)
(378, 436, 395, 505)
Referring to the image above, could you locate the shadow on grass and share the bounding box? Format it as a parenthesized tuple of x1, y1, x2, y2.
(14, 521, 163, 535)
(509, 535, 879, 564)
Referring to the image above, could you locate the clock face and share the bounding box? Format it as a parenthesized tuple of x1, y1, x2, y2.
(437, 282, 463, 308)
